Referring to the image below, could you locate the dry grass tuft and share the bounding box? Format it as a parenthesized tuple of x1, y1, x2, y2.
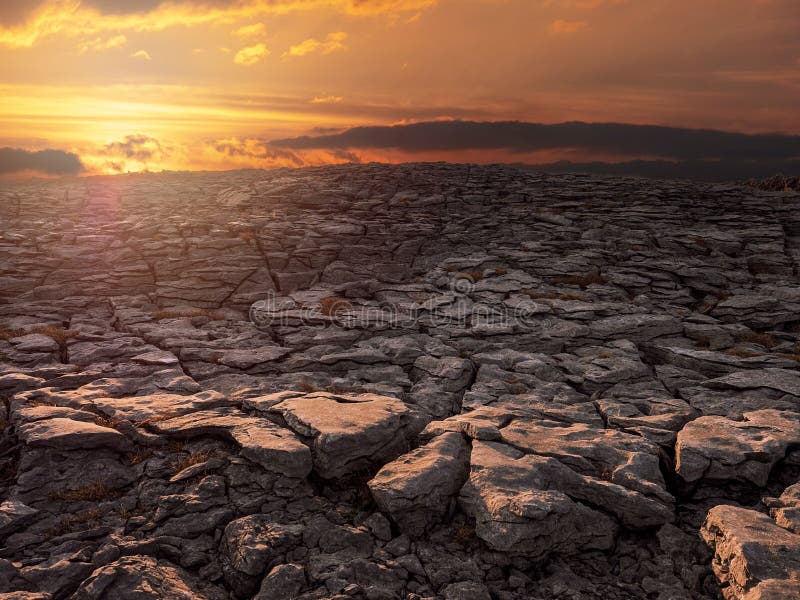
(725, 348, 762, 359)
(319, 296, 352, 317)
(451, 524, 477, 545)
(173, 449, 215, 473)
(494, 266, 508, 276)
(135, 410, 181, 427)
(50, 481, 116, 503)
(152, 309, 226, 321)
(736, 332, 778, 349)
(524, 289, 589, 302)
(0, 325, 76, 348)
(550, 273, 607, 288)
(694, 336, 711, 349)
(127, 447, 154, 465)
(94, 415, 121, 429)
(44, 507, 104, 539)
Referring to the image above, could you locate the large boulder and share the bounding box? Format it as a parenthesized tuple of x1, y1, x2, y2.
(220, 515, 303, 598)
(701, 504, 800, 599)
(369, 431, 470, 536)
(72, 555, 228, 600)
(268, 392, 425, 479)
(676, 409, 800, 487)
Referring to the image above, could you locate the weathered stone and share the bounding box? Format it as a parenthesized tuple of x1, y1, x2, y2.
(701, 505, 800, 600)
(220, 515, 303, 597)
(72, 555, 228, 599)
(149, 407, 312, 477)
(17, 418, 133, 453)
(676, 409, 800, 486)
(269, 392, 424, 478)
(369, 432, 470, 537)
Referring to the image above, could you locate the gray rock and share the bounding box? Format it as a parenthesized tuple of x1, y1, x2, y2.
(369, 432, 470, 537)
(269, 392, 424, 478)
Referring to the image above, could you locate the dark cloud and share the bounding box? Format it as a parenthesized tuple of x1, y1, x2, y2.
(84, 0, 166, 14)
(0, 0, 238, 26)
(271, 121, 800, 162)
(0, 147, 84, 175)
(213, 138, 304, 166)
(0, 1, 46, 26)
(102, 134, 165, 162)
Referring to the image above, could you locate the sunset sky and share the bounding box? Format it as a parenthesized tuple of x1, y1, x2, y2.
(1, 0, 799, 176)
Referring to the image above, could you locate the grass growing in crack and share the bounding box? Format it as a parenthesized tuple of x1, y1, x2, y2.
(524, 289, 589, 302)
(550, 273, 607, 288)
(451, 523, 477, 545)
(694, 336, 711, 349)
(736, 332, 778, 349)
(152, 309, 226, 321)
(127, 447, 154, 465)
(173, 449, 215, 473)
(725, 348, 763, 359)
(94, 415, 121, 429)
(50, 481, 116, 503)
(319, 296, 352, 317)
(0, 325, 76, 349)
(134, 411, 181, 427)
(43, 507, 104, 539)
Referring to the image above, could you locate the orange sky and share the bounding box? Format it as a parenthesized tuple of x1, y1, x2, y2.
(0, 0, 799, 174)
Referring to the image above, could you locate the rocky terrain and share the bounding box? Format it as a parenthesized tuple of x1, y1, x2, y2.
(1, 163, 800, 600)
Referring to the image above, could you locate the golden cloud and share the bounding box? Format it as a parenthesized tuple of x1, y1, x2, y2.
(234, 22, 266, 37)
(0, 0, 435, 48)
(548, 19, 587, 34)
(285, 31, 346, 57)
(77, 33, 126, 53)
(130, 49, 151, 59)
(234, 42, 269, 65)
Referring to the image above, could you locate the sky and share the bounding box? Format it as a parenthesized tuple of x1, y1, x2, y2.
(0, 0, 799, 177)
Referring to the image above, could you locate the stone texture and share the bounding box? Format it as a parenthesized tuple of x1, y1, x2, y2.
(1, 164, 799, 600)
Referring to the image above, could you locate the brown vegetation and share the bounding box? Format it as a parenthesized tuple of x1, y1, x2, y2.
(550, 273, 607, 288)
(736, 332, 778, 349)
(319, 296, 352, 316)
(50, 481, 116, 503)
(152, 309, 226, 320)
(174, 449, 215, 473)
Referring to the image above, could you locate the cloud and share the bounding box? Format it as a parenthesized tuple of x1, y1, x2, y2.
(131, 49, 151, 60)
(234, 42, 269, 65)
(284, 32, 347, 57)
(98, 134, 168, 172)
(234, 22, 266, 37)
(310, 95, 343, 104)
(77, 34, 126, 53)
(0, 1, 432, 47)
(271, 120, 800, 161)
(549, 19, 587, 34)
(211, 137, 303, 166)
(0, 147, 84, 175)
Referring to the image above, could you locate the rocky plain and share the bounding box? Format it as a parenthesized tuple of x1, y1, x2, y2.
(1, 163, 800, 599)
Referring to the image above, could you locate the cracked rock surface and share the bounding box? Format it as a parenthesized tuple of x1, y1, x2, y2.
(1, 163, 800, 599)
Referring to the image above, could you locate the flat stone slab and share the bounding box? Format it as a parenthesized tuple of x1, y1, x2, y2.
(18, 418, 133, 453)
(0, 500, 38, 537)
(149, 407, 311, 478)
(91, 390, 232, 424)
(369, 431, 470, 537)
(459, 440, 618, 558)
(269, 392, 425, 479)
(701, 504, 800, 599)
(676, 409, 800, 486)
